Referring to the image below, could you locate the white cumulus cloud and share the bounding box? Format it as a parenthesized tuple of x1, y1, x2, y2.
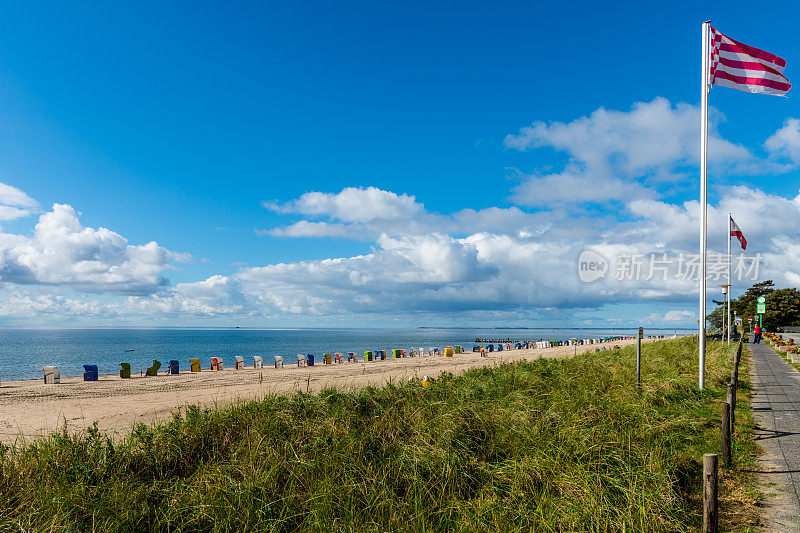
(0, 203, 177, 294)
(265, 186, 423, 222)
(504, 98, 787, 206)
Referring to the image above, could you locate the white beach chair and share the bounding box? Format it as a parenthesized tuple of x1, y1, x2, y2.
(235, 355, 244, 370)
(253, 355, 264, 369)
(274, 355, 283, 369)
(297, 354, 306, 367)
(42, 366, 60, 384)
(347, 352, 357, 362)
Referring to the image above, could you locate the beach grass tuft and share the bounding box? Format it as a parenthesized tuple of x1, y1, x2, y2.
(0, 337, 759, 531)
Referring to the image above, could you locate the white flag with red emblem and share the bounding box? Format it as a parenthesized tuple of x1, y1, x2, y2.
(730, 216, 747, 250)
(711, 26, 791, 96)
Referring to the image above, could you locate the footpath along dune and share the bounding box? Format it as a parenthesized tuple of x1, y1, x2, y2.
(0, 337, 659, 444)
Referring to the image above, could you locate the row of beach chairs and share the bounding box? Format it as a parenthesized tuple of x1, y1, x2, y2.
(39, 336, 646, 383)
(42, 346, 468, 382)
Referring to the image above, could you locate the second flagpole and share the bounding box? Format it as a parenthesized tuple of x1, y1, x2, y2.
(727, 213, 731, 344)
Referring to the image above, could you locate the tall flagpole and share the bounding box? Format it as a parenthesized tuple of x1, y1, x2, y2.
(727, 213, 731, 344)
(699, 20, 710, 390)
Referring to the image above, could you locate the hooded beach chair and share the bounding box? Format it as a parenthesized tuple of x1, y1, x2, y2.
(235, 356, 244, 370)
(455, 345, 462, 354)
(347, 352, 357, 362)
(364, 351, 373, 361)
(497, 344, 503, 352)
(254, 355, 264, 368)
(168, 360, 180, 375)
(392, 349, 402, 358)
(119, 362, 131, 378)
(42, 366, 60, 384)
(273, 355, 283, 368)
(146, 360, 161, 376)
(211, 357, 223, 371)
(444, 346, 453, 357)
(324, 353, 332, 364)
(334, 353, 343, 363)
(307, 354, 315, 366)
(297, 354, 306, 367)
(189, 358, 201, 372)
(83, 364, 98, 381)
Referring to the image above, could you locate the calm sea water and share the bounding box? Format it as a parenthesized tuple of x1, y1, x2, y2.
(0, 328, 691, 381)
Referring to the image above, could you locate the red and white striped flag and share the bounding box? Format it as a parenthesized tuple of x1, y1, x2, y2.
(730, 216, 747, 250)
(711, 26, 791, 96)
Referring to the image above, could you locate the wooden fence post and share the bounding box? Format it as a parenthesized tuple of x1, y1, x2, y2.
(731, 340, 742, 390)
(722, 402, 731, 467)
(703, 453, 719, 532)
(727, 382, 735, 431)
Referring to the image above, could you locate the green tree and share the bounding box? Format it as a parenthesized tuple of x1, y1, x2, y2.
(707, 280, 800, 330)
(764, 288, 800, 328)
(733, 280, 774, 324)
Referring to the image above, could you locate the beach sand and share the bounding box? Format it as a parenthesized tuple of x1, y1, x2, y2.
(0, 337, 659, 444)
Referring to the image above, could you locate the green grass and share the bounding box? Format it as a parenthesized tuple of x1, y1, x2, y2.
(0, 337, 759, 532)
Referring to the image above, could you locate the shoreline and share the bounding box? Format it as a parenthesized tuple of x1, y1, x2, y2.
(0, 337, 668, 444)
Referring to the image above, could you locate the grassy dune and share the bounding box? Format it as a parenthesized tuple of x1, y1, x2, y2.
(0, 338, 758, 532)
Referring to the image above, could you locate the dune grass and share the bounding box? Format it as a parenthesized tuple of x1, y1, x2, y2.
(0, 337, 758, 532)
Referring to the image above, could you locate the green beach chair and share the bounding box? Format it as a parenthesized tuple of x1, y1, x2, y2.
(146, 359, 161, 376)
(119, 362, 131, 379)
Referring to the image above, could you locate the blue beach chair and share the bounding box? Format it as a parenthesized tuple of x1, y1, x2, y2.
(83, 364, 98, 381)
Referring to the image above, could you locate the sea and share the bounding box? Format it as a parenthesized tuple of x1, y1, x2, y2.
(0, 327, 693, 381)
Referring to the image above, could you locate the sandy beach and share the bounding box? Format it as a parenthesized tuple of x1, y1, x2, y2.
(0, 337, 657, 444)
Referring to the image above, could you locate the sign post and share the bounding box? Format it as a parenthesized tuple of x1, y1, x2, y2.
(637, 327, 643, 389)
(757, 296, 766, 328)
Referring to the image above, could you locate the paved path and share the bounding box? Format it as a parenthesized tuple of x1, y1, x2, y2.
(751, 341, 800, 531)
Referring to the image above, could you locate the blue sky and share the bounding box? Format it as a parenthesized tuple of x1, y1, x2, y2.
(1, 1, 800, 327)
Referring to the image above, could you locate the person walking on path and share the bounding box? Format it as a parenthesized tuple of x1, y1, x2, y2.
(754, 324, 762, 344)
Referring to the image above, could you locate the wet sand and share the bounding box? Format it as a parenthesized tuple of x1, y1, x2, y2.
(0, 337, 660, 444)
